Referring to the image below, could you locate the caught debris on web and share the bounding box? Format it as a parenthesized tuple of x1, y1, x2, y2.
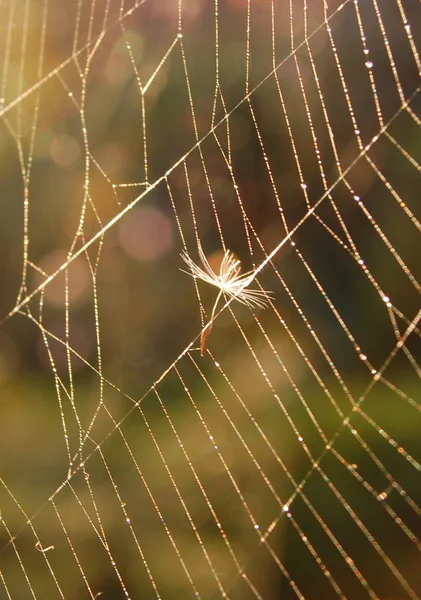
(181, 244, 272, 355)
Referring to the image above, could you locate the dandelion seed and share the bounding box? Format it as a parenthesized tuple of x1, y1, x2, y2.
(181, 244, 272, 355)
(200, 320, 213, 356)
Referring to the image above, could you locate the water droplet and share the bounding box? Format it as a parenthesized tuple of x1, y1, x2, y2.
(365, 61, 373, 69)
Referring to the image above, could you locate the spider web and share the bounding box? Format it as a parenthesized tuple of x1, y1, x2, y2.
(0, 0, 420, 598)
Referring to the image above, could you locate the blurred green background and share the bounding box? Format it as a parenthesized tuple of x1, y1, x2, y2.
(0, 0, 420, 598)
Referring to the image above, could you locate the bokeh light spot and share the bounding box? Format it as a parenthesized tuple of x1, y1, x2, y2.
(118, 206, 173, 262)
(34, 250, 91, 308)
(50, 135, 80, 169)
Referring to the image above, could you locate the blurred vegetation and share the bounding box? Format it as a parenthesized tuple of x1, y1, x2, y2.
(0, 0, 420, 598)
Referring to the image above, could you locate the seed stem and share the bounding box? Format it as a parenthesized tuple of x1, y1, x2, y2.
(200, 288, 224, 355)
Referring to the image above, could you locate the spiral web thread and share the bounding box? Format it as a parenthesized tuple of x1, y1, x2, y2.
(0, 0, 420, 598)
